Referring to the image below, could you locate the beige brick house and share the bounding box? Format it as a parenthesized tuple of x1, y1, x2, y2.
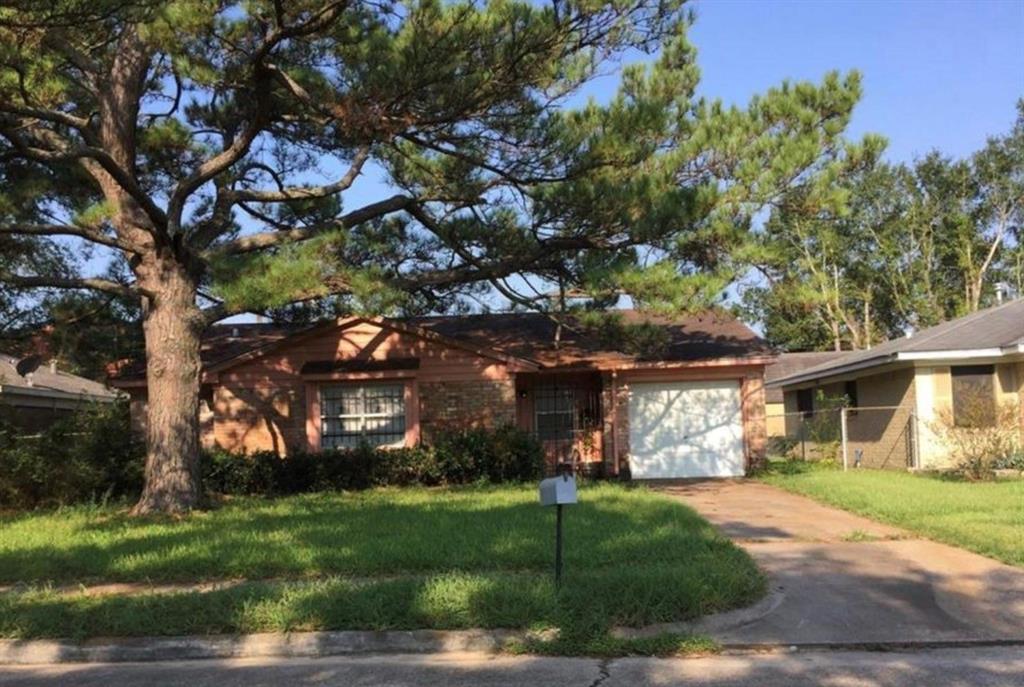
(112, 310, 773, 478)
(770, 299, 1024, 469)
(764, 351, 848, 437)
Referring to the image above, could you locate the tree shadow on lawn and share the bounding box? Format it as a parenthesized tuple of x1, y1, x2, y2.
(0, 487, 750, 586)
(0, 560, 764, 643)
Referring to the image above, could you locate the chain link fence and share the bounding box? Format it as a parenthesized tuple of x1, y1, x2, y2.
(766, 406, 920, 470)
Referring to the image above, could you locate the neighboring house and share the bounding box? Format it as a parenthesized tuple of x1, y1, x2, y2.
(0, 354, 118, 432)
(110, 310, 773, 479)
(764, 351, 849, 436)
(769, 299, 1024, 469)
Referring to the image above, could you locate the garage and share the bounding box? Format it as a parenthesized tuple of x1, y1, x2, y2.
(627, 380, 746, 478)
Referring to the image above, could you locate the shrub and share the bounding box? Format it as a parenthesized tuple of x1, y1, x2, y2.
(1, 416, 545, 507)
(0, 400, 143, 509)
(201, 425, 545, 497)
(992, 449, 1024, 472)
(930, 400, 1021, 480)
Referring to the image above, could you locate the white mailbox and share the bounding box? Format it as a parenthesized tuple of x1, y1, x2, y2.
(539, 474, 577, 506)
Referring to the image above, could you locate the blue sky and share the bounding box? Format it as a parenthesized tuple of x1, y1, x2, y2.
(686, 0, 1023, 163)
(337, 0, 1024, 211)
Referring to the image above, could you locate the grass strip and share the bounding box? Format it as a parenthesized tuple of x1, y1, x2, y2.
(761, 464, 1024, 567)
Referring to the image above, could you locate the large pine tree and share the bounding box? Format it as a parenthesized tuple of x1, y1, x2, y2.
(0, 0, 862, 513)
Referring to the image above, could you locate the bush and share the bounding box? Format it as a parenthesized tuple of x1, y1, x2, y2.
(201, 425, 545, 497)
(930, 400, 1021, 481)
(1, 414, 544, 507)
(992, 450, 1024, 472)
(0, 400, 143, 509)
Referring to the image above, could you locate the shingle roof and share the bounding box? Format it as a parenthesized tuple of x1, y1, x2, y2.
(110, 309, 771, 382)
(408, 309, 770, 368)
(772, 298, 1024, 387)
(763, 351, 849, 403)
(0, 354, 117, 400)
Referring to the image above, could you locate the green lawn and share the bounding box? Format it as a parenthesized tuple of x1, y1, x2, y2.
(761, 464, 1024, 567)
(0, 484, 763, 653)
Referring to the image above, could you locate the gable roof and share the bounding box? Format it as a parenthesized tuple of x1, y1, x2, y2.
(764, 351, 849, 403)
(109, 309, 771, 384)
(771, 298, 1024, 388)
(0, 354, 117, 401)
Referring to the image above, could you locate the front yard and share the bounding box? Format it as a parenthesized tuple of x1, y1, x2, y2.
(761, 465, 1024, 567)
(0, 483, 762, 654)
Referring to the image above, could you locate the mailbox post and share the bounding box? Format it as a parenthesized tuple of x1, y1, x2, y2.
(539, 470, 577, 589)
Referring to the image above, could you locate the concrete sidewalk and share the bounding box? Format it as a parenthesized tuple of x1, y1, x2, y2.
(3, 647, 1022, 687)
(660, 480, 1024, 646)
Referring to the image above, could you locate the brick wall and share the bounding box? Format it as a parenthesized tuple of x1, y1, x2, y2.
(210, 320, 514, 455)
(418, 379, 516, 442)
(845, 368, 916, 469)
(213, 384, 304, 454)
(600, 372, 630, 475)
(741, 374, 767, 469)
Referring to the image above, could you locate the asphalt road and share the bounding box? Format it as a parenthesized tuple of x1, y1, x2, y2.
(3, 647, 1023, 687)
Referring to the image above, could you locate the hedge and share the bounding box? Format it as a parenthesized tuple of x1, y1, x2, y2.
(202, 425, 545, 496)
(0, 404, 545, 509)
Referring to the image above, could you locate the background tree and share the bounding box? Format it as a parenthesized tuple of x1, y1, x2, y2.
(745, 101, 1024, 351)
(0, 0, 863, 513)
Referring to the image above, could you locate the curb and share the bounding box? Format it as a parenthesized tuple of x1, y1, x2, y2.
(0, 629, 520, 665)
(0, 592, 786, 666)
(719, 638, 1024, 653)
(611, 588, 786, 640)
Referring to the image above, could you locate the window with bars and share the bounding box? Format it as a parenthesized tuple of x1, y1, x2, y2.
(320, 383, 406, 449)
(534, 386, 576, 441)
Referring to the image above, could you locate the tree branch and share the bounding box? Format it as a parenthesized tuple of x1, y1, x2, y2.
(208, 193, 413, 255)
(168, 2, 350, 235)
(0, 124, 168, 231)
(0, 103, 92, 133)
(1, 272, 147, 298)
(229, 146, 370, 203)
(0, 222, 140, 252)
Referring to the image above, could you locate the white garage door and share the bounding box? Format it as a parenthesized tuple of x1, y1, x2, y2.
(628, 380, 745, 478)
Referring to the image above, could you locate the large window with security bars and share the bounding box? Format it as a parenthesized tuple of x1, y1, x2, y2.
(320, 383, 406, 449)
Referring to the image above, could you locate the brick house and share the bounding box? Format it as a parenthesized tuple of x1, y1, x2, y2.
(769, 299, 1024, 469)
(111, 310, 773, 478)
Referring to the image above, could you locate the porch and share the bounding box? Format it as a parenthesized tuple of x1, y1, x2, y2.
(514, 371, 618, 477)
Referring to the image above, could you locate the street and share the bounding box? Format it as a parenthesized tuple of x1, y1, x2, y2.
(3, 647, 1023, 687)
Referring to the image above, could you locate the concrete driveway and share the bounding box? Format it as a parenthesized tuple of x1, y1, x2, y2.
(658, 480, 1024, 646)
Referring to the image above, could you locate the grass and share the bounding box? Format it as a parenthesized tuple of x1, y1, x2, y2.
(0, 483, 763, 653)
(760, 462, 1024, 567)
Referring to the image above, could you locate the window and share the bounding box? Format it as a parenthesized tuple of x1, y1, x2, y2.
(796, 388, 814, 417)
(844, 380, 859, 409)
(951, 365, 996, 428)
(534, 386, 576, 441)
(320, 383, 406, 449)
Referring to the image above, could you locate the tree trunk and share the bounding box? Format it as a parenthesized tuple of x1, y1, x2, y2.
(131, 267, 205, 515)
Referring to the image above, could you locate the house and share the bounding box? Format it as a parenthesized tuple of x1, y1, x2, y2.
(769, 299, 1024, 469)
(0, 353, 119, 432)
(110, 310, 774, 478)
(764, 351, 848, 436)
